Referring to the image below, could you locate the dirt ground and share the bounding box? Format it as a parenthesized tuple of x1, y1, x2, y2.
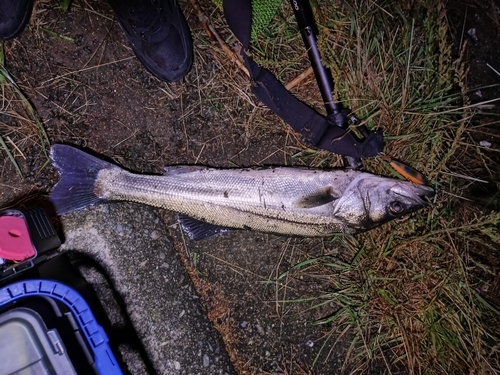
(1, 0, 499, 374)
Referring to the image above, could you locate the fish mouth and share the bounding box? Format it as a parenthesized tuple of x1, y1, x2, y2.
(413, 184, 435, 201)
(392, 183, 435, 212)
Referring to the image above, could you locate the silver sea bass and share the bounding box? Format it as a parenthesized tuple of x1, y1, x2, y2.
(49, 145, 434, 237)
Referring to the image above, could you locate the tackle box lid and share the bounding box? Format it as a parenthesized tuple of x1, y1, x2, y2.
(0, 307, 78, 375)
(0, 279, 122, 375)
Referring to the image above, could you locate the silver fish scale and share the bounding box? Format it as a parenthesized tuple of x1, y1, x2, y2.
(96, 167, 363, 236)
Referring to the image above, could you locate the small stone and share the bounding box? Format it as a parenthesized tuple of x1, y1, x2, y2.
(203, 354, 210, 367)
(150, 230, 161, 240)
(173, 361, 181, 370)
(256, 324, 265, 336)
(305, 340, 314, 347)
(467, 28, 478, 41)
(240, 321, 248, 329)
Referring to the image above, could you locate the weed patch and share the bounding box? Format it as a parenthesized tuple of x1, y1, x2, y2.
(253, 0, 500, 373)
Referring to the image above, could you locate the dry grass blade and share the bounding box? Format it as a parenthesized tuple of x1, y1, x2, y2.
(0, 43, 23, 176)
(0, 40, 50, 178)
(0, 41, 4, 72)
(188, 0, 250, 77)
(0, 66, 50, 157)
(0, 135, 23, 177)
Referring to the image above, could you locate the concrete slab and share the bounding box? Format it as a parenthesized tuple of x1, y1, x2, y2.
(60, 202, 236, 375)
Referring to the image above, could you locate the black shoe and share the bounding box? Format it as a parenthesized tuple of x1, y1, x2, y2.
(109, 0, 193, 82)
(0, 0, 34, 40)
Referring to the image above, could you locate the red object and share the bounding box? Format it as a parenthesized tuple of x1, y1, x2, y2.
(0, 215, 36, 261)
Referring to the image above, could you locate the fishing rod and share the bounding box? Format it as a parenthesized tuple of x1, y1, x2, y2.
(289, 0, 364, 169)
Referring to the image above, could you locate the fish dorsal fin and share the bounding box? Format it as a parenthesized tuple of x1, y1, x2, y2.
(164, 166, 206, 175)
(293, 187, 337, 208)
(177, 214, 231, 240)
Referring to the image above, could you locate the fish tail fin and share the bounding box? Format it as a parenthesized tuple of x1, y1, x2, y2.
(49, 144, 115, 215)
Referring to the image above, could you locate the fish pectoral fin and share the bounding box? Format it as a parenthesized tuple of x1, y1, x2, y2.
(163, 165, 206, 175)
(293, 187, 337, 208)
(177, 214, 231, 240)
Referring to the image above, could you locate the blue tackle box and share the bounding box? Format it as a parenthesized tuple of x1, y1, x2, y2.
(0, 279, 123, 375)
(0, 208, 124, 375)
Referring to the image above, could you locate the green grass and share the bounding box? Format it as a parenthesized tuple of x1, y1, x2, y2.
(61, 0, 72, 12)
(0, 42, 50, 178)
(245, 0, 500, 373)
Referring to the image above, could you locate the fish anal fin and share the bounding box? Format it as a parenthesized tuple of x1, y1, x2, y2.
(177, 214, 230, 240)
(293, 187, 337, 208)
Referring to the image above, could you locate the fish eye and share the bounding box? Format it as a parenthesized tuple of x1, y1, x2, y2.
(389, 201, 404, 215)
